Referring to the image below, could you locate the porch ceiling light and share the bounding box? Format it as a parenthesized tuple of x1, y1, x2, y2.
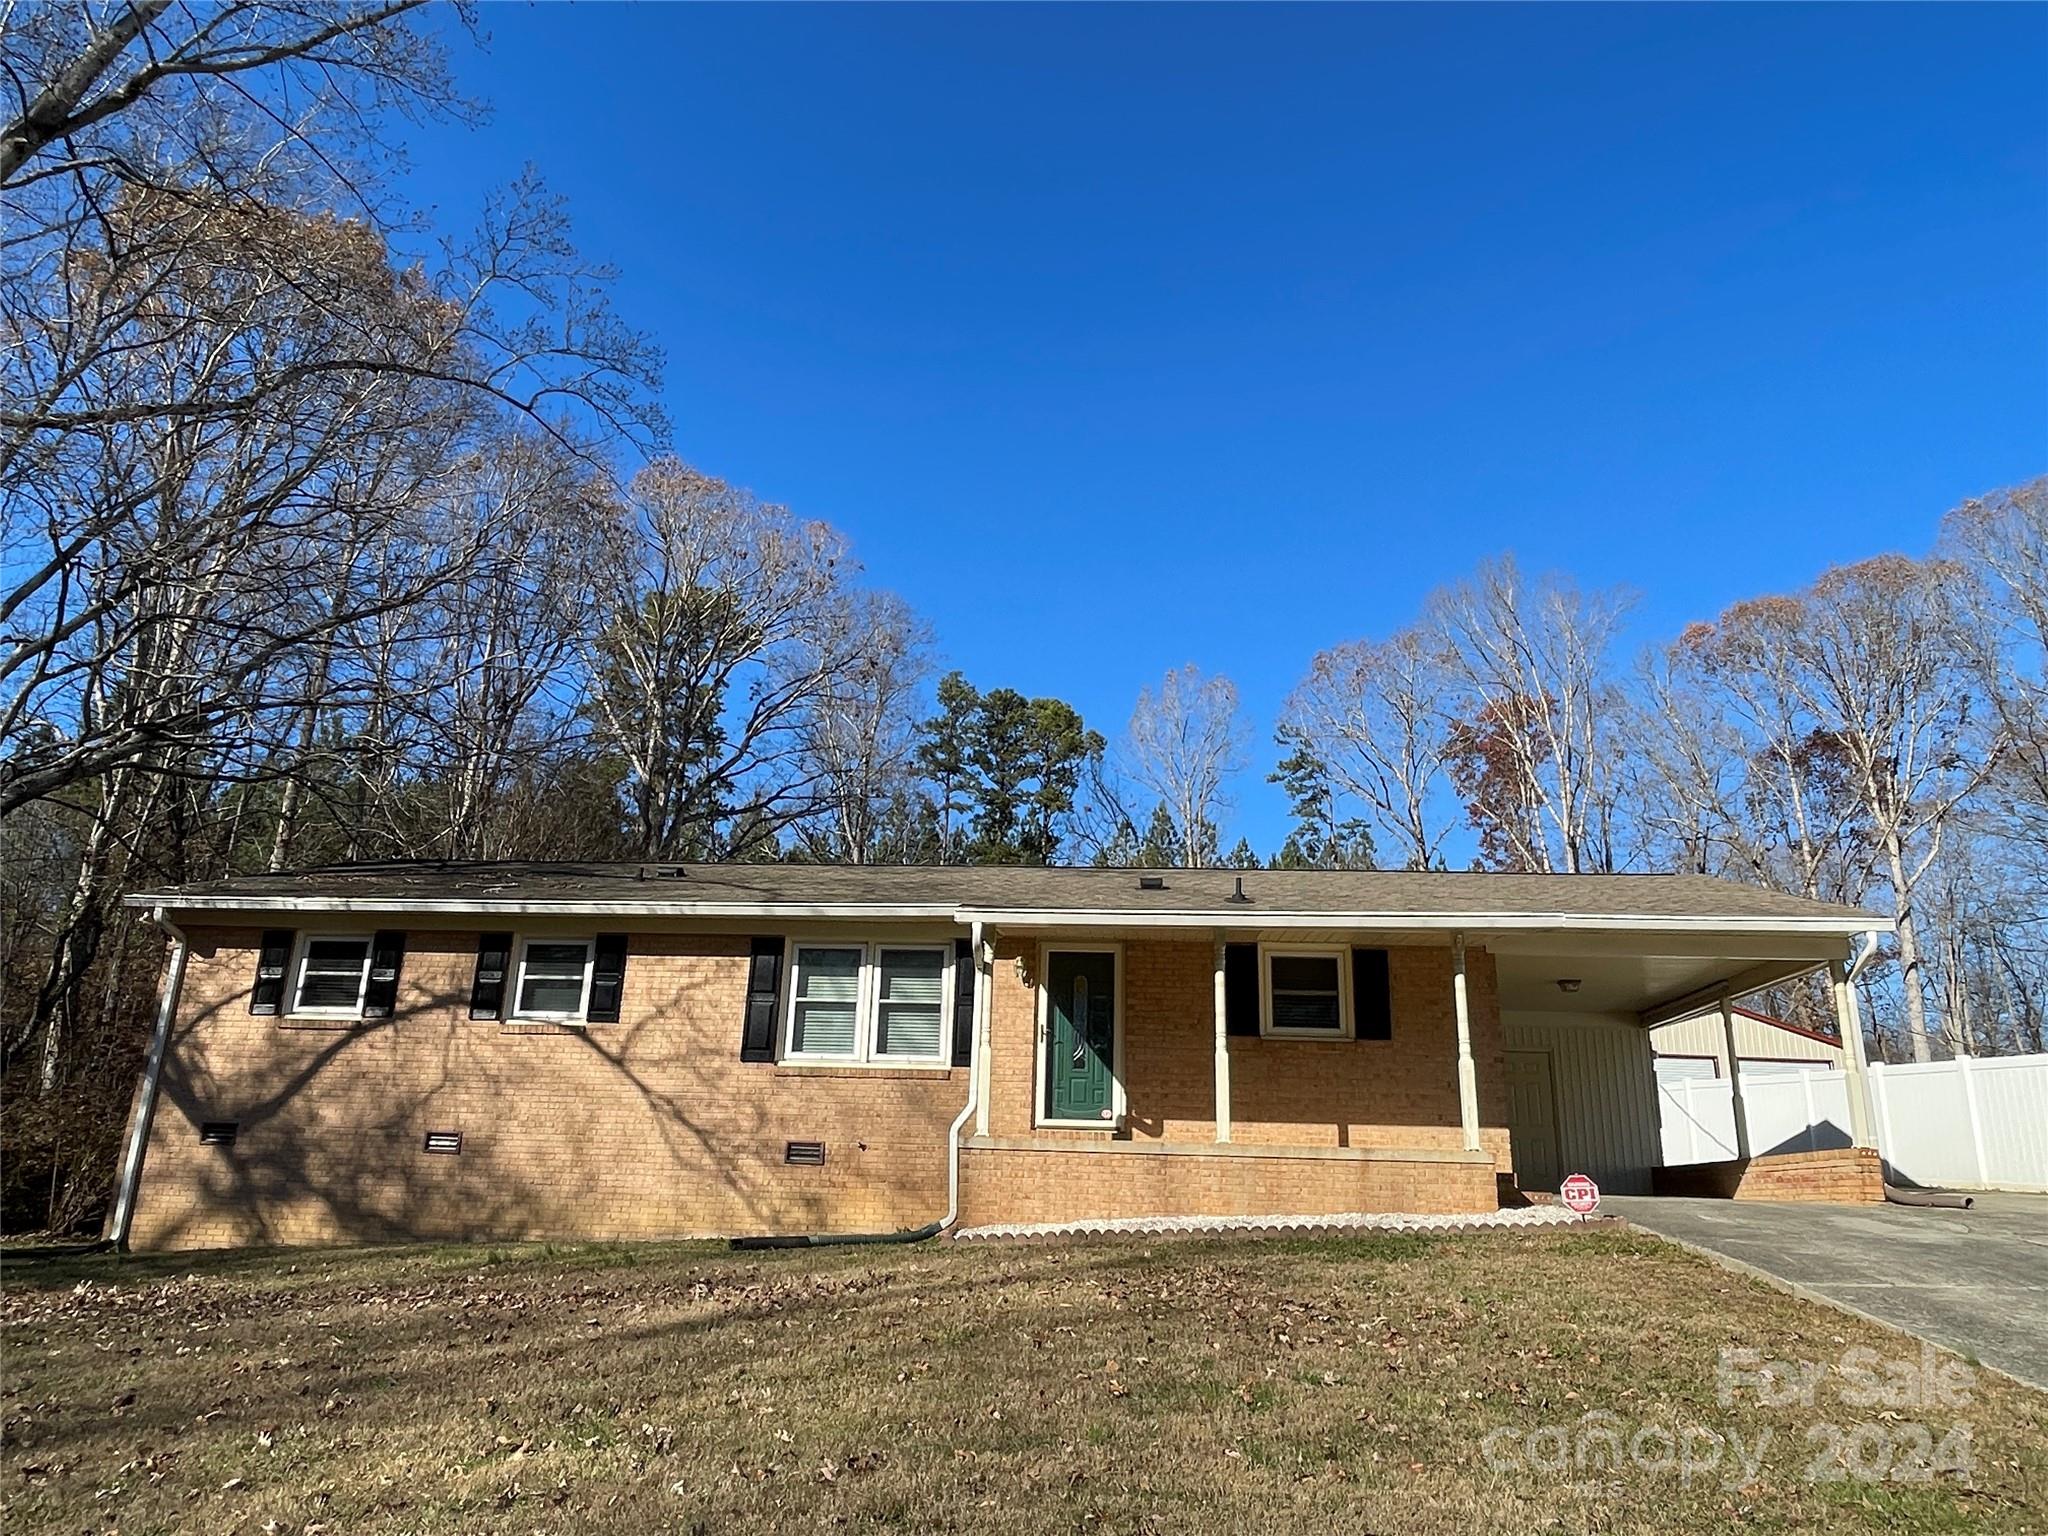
(1556, 978, 1582, 994)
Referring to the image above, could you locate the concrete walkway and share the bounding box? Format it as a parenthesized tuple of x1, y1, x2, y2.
(1609, 1193, 2048, 1392)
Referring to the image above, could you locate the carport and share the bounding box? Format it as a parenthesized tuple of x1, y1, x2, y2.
(1484, 915, 1889, 1195)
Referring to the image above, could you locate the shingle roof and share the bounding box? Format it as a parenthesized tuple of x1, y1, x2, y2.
(127, 860, 1883, 929)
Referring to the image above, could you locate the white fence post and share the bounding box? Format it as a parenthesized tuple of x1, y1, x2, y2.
(1874, 1062, 1896, 1175)
(1957, 1055, 1992, 1188)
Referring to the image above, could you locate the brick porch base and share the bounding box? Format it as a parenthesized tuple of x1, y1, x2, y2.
(957, 1136, 1500, 1226)
(1649, 1147, 1884, 1204)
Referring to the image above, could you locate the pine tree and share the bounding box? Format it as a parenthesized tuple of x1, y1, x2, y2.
(1269, 727, 1376, 869)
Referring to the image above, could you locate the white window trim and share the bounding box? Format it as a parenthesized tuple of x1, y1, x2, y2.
(1260, 944, 1355, 1040)
(780, 938, 955, 1067)
(288, 931, 374, 1019)
(510, 935, 596, 1023)
(1032, 942, 1126, 1130)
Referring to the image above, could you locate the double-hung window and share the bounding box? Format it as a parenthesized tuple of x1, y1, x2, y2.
(513, 939, 594, 1020)
(292, 935, 373, 1017)
(784, 942, 950, 1065)
(1261, 946, 1353, 1038)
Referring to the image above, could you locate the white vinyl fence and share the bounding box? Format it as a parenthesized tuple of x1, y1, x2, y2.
(1657, 1052, 2048, 1193)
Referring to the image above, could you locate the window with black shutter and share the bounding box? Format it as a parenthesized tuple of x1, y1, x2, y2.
(249, 929, 294, 1017)
(1223, 944, 1260, 1036)
(585, 933, 630, 1023)
(951, 937, 976, 1066)
(739, 936, 784, 1062)
(469, 932, 513, 1020)
(361, 930, 406, 1020)
(1352, 947, 1392, 1040)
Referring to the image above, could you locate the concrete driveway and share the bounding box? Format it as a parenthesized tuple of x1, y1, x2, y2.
(1607, 1192, 2048, 1392)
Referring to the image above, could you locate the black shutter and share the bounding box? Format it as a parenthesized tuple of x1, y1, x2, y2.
(250, 929, 294, 1016)
(469, 932, 513, 1020)
(1353, 947, 1391, 1040)
(1224, 943, 1260, 1037)
(951, 937, 976, 1066)
(740, 936, 784, 1062)
(362, 929, 406, 1020)
(586, 933, 629, 1023)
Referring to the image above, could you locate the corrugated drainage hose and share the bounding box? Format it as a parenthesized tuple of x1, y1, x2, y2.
(730, 1221, 944, 1251)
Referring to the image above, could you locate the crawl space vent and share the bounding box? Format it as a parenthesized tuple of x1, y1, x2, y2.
(198, 1121, 238, 1146)
(784, 1140, 827, 1166)
(422, 1130, 463, 1156)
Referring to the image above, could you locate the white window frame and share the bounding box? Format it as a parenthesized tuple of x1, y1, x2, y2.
(781, 939, 954, 1067)
(1260, 944, 1355, 1040)
(510, 935, 596, 1023)
(288, 932, 374, 1019)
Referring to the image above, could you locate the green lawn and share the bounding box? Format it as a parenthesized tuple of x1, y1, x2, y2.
(3, 1228, 2044, 1534)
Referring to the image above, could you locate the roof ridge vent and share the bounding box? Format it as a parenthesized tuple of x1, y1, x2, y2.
(1225, 876, 1251, 904)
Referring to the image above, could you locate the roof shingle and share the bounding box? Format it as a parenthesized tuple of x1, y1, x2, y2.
(127, 860, 1882, 926)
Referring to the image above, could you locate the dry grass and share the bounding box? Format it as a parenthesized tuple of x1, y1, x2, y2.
(3, 1228, 2044, 1534)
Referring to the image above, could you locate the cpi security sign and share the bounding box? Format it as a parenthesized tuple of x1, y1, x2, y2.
(1560, 1173, 1601, 1214)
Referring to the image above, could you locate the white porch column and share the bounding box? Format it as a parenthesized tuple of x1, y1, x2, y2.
(973, 932, 994, 1138)
(1451, 933, 1481, 1153)
(1719, 991, 1753, 1160)
(1213, 937, 1232, 1144)
(1829, 957, 1876, 1151)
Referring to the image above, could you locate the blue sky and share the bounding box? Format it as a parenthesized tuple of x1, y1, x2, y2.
(401, 3, 2046, 855)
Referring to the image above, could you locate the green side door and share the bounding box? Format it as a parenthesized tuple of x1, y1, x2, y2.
(1045, 950, 1116, 1122)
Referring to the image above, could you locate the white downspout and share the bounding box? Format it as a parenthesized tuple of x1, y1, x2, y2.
(940, 921, 989, 1233)
(107, 907, 189, 1250)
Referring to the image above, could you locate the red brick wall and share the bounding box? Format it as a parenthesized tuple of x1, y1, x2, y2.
(958, 1143, 1499, 1225)
(128, 926, 1515, 1249)
(128, 926, 968, 1249)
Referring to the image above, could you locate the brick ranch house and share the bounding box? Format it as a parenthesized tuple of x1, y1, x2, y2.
(109, 864, 1892, 1250)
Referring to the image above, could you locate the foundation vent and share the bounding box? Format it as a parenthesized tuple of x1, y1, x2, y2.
(784, 1140, 827, 1166)
(423, 1130, 463, 1156)
(198, 1121, 238, 1147)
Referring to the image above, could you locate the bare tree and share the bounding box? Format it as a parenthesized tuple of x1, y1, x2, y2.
(793, 591, 933, 864)
(1428, 555, 1634, 872)
(392, 433, 617, 860)
(1695, 558, 1995, 1060)
(1123, 664, 1247, 868)
(1942, 478, 2048, 881)
(581, 461, 868, 858)
(1284, 626, 1455, 869)
(1667, 615, 1869, 906)
(0, 0, 658, 1218)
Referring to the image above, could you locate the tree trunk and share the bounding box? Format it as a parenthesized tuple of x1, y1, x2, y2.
(1883, 831, 1935, 1062)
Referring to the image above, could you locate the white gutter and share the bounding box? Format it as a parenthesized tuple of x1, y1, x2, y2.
(122, 894, 966, 921)
(123, 891, 1885, 938)
(106, 907, 188, 1250)
(956, 907, 1886, 936)
(939, 920, 988, 1233)
(1846, 927, 1882, 985)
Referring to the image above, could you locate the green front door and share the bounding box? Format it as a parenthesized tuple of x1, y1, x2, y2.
(1045, 950, 1116, 1123)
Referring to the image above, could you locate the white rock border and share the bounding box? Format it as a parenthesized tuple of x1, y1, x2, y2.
(951, 1204, 1601, 1242)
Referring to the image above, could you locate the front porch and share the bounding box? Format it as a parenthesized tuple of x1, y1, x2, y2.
(949, 906, 1889, 1225)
